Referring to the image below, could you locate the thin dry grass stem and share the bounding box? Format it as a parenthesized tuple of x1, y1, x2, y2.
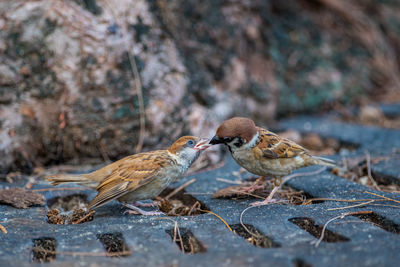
(229, 189, 266, 199)
(31, 187, 88, 192)
(103, 0, 146, 154)
(216, 178, 242, 185)
(173, 220, 185, 253)
(304, 198, 378, 204)
(304, 197, 400, 209)
(98, 139, 111, 163)
(155, 217, 184, 252)
(72, 210, 95, 224)
(314, 210, 373, 247)
(185, 192, 213, 195)
(365, 191, 400, 204)
(165, 178, 197, 200)
(198, 209, 233, 232)
(239, 205, 263, 239)
(188, 201, 201, 215)
(327, 200, 375, 211)
(0, 224, 7, 234)
(365, 151, 381, 191)
(31, 247, 131, 257)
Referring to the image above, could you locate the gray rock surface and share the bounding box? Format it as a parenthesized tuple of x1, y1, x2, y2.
(1, 0, 400, 172)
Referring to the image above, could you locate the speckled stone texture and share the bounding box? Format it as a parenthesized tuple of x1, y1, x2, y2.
(1, 114, 399, 266)
(1, 0, 400, 173)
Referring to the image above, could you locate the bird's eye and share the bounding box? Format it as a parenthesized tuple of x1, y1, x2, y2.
(222, 137, 233, 142)
(186, 140, 195, 147)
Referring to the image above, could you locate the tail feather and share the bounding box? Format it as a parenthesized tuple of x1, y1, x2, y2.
(312, 156, 336, 167)
(46, 174, 98, 188)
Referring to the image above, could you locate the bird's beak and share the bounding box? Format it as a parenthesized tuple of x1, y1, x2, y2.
(209, 135, 223, 145)
(194, 138, 212, 151)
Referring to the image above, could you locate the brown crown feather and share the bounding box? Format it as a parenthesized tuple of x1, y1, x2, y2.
(168, 136, 200, 154)
(216, 117, 258, 142)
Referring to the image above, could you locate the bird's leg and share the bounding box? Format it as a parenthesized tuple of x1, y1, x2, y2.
(123, 203, 164, 216)
(251, 167, 327, 206)
(242, 176, 267, 193)
(250, 176, 284, 206)
(134, 200, 159, 207)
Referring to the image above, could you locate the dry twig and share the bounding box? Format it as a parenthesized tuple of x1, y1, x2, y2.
(314, 210, 372, 247)
(365, 191, 400, 204)
(0, 224, 7, 234)
(71, 210, 95, 224)
(365, 151, 381, 191)
(327, 200, 375, 211)
(216, 178, 243, 185)
(198, 209, 232, 232)
(165, 178, 197, 200)
(31, 187, 88, 192)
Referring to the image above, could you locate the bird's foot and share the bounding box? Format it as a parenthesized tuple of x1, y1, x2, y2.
(250, 185, 280, 206)
(134, 200, 159, 207)
(250, 198, 278, 206)
(123, 203, 164, 216)
(241, 183, 265, 193)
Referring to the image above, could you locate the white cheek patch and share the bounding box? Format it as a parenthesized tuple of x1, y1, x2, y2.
(245, 132, 259, 148)
(228, 132, 259, 152)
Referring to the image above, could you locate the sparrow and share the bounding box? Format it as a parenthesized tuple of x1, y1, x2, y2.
(209, 117, 335, 205)
(47, 136, 211, 215)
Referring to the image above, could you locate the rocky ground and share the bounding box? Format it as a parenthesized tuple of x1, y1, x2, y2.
(0, 105, 399, 266)
(1, 0, 400, 174)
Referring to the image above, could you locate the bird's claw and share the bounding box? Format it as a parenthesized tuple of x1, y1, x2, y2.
(250, 198, 278, 207)
(124, 209, 164, 216)
(134, 201, 159, 207)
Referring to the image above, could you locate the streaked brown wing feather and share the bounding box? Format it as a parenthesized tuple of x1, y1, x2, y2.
(89, 152, 167, 209)
(257, 128, 307, 159)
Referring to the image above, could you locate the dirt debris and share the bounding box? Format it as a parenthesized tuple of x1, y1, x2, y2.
(332, 155, 400, 193)
(157, 187, 208, 216)
(46, 208, 95, 224)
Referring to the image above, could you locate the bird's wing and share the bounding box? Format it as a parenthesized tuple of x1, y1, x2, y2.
(257, 128, 308, 159)
(89, 152, 171, 209)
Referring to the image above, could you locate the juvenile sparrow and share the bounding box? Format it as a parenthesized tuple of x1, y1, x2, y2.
(47, 136, 210, 215)
(209, 117, 335, 205)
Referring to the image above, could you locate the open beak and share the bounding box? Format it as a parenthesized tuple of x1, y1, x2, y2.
(194, 138, 212, 151)
(209, 135, 223, 145)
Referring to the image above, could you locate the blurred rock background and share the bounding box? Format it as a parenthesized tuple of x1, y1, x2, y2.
(0, 0, 399, 174)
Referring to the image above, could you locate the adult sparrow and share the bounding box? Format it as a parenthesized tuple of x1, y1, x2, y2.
(47, 136, 210, 215)
(209, 117, 335, 205)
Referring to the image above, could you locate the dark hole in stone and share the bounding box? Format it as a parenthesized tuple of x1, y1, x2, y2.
(334, 140, 360, 153)
(289, 217, 350, 243)
(97, 232, 131, 257)
(47, 193, 88, 211)
(31, 237, 56, 263)
(46, 193, 94, 224)
(293, 258, 313, 267)
(230, 224, 280, 248)
(354, 212, 400, 234)
(371, 171, 400, 188)
(331, 156, 400, 193)
(165, 227, 207, 254)
(158, 188, 209, 216)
